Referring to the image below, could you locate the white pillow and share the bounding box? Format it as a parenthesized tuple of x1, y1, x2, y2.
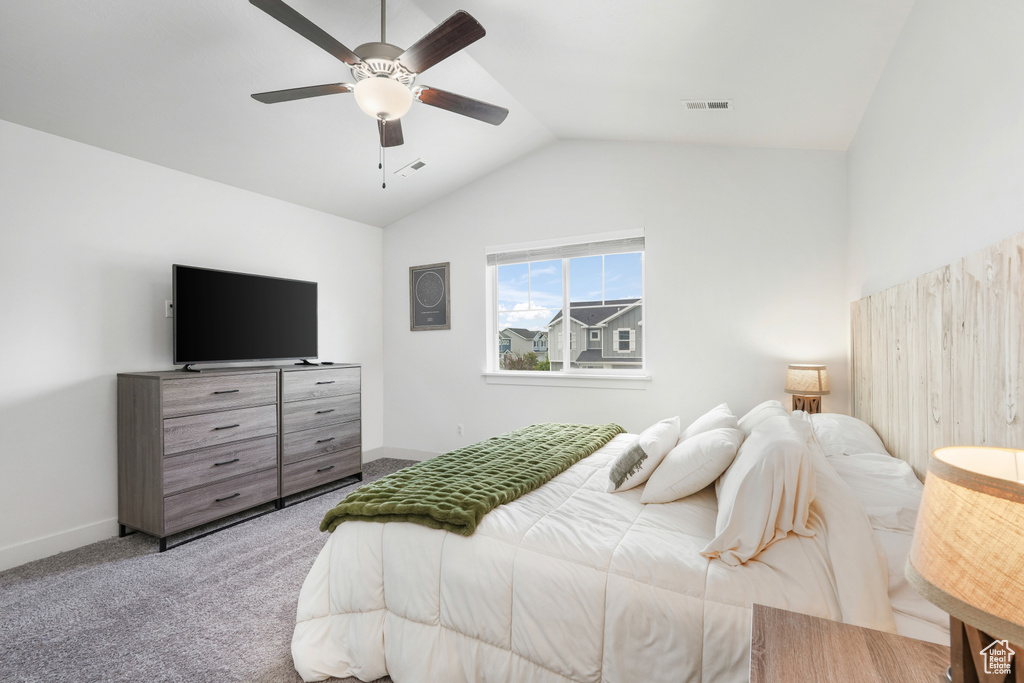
(607, 417, 681, 492)
(700, 415, 816, 566)
(679, 403, 738, 442)
(640, 427, 744, 504)
(809, 413, 889, 456)
(737, 399, 789, 435)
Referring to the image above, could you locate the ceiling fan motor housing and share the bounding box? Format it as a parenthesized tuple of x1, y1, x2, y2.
(351, 42, 416, 86)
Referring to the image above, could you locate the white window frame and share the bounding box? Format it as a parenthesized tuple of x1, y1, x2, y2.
(484, 230, 647, 385)
(616, 328, 636, 353)
(590, 329, 601, 342)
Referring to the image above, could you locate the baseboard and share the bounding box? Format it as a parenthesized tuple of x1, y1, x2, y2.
(363, 446, 438, 463)
(0, 518, 118, 573)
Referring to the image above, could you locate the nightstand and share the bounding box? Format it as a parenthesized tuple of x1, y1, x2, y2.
(750, 603, 950, 683)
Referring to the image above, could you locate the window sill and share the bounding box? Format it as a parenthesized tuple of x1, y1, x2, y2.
(482, 371, 651, 390)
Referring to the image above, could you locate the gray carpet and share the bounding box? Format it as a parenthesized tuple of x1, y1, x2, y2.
(0, 459, 413, 683)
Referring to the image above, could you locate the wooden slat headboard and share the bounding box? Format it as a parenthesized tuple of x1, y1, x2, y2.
(851, 230, 1024, 478)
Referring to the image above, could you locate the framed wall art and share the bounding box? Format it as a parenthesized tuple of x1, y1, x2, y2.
(409, 262, 450, 331)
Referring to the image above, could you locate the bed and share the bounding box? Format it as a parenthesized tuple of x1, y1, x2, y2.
(291, 406, 947, 683)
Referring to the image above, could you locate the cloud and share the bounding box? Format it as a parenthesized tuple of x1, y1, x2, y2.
(500, 302, 553, 326)
(529, 264, 559, 276)
(499, 286, 562, 311)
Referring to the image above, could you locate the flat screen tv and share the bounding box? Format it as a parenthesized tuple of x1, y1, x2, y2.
(173, 265, 317, 366)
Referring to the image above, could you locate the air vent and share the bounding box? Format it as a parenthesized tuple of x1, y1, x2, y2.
(395, 159, 426, 178)
(682, 99, 733, 110)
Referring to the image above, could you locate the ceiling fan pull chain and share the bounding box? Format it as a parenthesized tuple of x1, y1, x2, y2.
(381, 120, 387, 189)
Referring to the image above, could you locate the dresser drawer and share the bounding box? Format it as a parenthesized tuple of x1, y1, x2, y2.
(163, 468, 278, 536)
(281, 447, 360, 497)
(162, 373, 277, 417)
(281, 394, 359, 434)
(282, 367, 360, 402)
(282, 420, 360, 466)
(164, 404, 278, 455)
(163, 435, 278, 495)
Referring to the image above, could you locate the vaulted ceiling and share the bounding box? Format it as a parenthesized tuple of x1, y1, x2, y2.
(0, 0, 914, 227)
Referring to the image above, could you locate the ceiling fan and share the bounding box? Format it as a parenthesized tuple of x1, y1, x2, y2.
(249, 0, 509, 152)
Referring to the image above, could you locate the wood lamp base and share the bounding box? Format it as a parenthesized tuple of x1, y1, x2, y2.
(950, 617, 1021, 683)
(791, 395, 821, 413)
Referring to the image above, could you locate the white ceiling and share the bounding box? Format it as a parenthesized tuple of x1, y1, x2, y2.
(0, 0, 914, 227)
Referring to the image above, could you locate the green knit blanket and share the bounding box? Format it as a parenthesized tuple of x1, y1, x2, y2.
(320, 422, 624, 536)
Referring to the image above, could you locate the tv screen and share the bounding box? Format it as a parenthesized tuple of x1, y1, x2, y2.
(173, 265, 318, 365)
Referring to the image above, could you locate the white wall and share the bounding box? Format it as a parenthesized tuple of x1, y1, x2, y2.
(383, 140, 849, 454)
(848, 0, 1024, 298)
(0, 120, 384, 571)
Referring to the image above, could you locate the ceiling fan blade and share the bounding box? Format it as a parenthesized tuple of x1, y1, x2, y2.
(397, 11, 485, 74)
(249, 0, 361, 66)
(414, 86, 509, 126)
(251, 83, 353, 104)
(378, 119, 405, 147)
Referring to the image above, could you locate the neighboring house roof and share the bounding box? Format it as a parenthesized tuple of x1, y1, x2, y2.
(548, 298, 641, 327)
(500, 327, 537, 340)
(533, 330, 548, 339)
(573, 349, 643, 364)
(596, 301, 642, 326)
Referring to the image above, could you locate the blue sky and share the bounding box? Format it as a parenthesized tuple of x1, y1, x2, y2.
(497, 253, 642, 331)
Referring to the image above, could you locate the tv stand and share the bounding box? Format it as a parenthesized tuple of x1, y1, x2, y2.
(181, 364, 203, 372)
(294, 359, 319, 366)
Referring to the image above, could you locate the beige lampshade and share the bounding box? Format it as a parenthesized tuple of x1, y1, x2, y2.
(906, 446, 1024, 645)
(784, 364, 830, 395)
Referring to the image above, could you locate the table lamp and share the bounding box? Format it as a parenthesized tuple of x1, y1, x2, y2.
(906, 446, 1024, 682)
(784, 364, 829, 413)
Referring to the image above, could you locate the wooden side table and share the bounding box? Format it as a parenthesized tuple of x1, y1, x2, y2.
(750, 603, 951, 683)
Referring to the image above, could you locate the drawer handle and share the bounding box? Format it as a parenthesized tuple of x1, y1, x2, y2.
(215, 492, 241, 502)
(213, 458, 240, 466)
(316, 409, 335, 415)
(214, 424, 240, 431)
(213, 389, 240, 395)
(316, 437, 335, 444)
(317, 465, 335, 473)
(316, 381, 335, 385)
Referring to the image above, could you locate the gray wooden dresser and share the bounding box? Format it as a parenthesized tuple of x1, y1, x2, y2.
(117, 364, 361, 550)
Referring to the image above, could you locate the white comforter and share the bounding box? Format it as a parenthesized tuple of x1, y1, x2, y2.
(292, 434, 896, 683)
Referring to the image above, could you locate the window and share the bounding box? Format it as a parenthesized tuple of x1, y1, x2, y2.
(617, 328, 636, 353)
(487, 233, 644, 374)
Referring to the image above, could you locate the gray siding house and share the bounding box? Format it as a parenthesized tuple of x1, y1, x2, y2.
(532, 331, 548, 361)
(499, 327, 546, 361)
(546, 298, 642, 370)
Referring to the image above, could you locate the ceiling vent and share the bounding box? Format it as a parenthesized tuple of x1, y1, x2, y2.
(682, 99, 733, 110)
(395, 159, 426, 178)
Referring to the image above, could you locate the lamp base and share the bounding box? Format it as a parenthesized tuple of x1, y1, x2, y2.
(791, 395, 821, 413)
(949, 617, 1021, 683)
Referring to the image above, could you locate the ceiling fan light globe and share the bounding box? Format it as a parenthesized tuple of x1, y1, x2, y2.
(354, 77, 413, 121)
